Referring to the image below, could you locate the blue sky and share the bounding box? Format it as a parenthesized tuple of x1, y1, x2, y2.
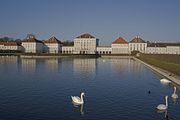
(0, 0, 180, 45)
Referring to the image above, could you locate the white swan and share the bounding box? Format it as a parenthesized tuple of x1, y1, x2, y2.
(171, 87, 178, 99)
(160, 78, 171, 84)
(157, 96, 168, 111)
(71, 92, 85, 105)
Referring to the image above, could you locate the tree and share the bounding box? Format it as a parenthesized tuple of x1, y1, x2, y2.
(62, 40, 74, 46)
(0, 37, 13, 42)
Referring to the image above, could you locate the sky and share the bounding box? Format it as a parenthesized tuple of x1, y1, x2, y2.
(0, 0, 180, 45)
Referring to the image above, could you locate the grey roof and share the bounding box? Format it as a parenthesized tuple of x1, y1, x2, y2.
(76, 33, 95, 38)
(130, 36, 146, 43)
(147, 43, 180, 47)
(22, 38, 43, 43)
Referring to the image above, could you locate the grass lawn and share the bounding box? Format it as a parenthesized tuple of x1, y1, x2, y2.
(138, 54, 180, 76)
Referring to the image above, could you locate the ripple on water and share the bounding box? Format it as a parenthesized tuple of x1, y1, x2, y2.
(0, 57, 179, 120)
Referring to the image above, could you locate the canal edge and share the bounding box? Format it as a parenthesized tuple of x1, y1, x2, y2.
(134, 57, 180, 86)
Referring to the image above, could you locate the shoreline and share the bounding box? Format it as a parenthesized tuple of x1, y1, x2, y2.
(134, 57, 180, 86)
(20, 54, 101, 58)
(100, 55, 133, 59)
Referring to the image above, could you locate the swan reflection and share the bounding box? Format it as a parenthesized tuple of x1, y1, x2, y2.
(157, 109, 173, 120)
(172, 98, 177, 105)
(72, 102, 84, 115)
(164, 110, 174, 120)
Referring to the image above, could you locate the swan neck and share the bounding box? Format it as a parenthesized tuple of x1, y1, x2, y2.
(81, 94, 84, 103)
(166, 97, 168, 107)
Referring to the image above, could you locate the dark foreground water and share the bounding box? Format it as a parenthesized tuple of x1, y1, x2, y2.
(0, 56, 179, 120)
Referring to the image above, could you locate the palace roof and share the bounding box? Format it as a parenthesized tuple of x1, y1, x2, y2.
(0, 41, 19, 46)
(76, 33, 95, 38)
(112, 37, 128, 44)
(130, 36, 146, 43)
(44, 36, 62, 44)
(22, 38, 43, 43)
(147, 43, 180, 47)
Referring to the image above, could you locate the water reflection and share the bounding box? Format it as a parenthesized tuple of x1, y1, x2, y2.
(21, 58, 61, 73)
(157, 110, 174, 120)
(21, 58, 36, 73)
(129, 59, 144, 74)
(110, 58, 131, 74)
(0, 56, 18, 64)
(171, 97, 177, 104)
(73, 59, 96, 73)
(73, 58, 96, 80)
(0, 57, 180, 119)
(0, 56, 18, 73)
(72, 102, 84, 115)
(45, 58, 59, 72)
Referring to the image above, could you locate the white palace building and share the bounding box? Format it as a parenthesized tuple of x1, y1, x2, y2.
(1, 33, 180, 55)
(61, 33, 180, 55)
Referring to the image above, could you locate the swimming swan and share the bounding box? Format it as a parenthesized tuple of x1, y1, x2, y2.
(71, 92, 85, 105)
(157, 96, 168, 111)
(171, 87, 178, 99)
(160, 78, 171, 84)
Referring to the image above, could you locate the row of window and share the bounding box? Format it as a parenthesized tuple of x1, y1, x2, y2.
(130, 46, 145, 51)
(0, 46, 18, 50)
(97, 51, 111, 54)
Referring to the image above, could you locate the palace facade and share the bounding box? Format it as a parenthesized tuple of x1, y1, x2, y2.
(62, 33, 180, 55)
(0, 41, 21, 51)
(1, 33, 180, 55)
(43, 36, 63, 53)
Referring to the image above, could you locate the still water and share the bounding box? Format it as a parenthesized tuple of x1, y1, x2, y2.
(0, 56, 179, 120)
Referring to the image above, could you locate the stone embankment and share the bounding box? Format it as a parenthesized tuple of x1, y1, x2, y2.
(20, 54, 100, 58)
(134, 57, 180, 85)
(101, 55, 134, 59)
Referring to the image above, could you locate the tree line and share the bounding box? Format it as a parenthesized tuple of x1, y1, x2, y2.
(0, 37, 22, 45)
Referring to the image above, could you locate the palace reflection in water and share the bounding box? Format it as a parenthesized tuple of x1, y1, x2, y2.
(20, 58, 61, 73)
(0, 57, 96, 74)
(0, 56, 144, 76)
(45, 58, 60, 73)
(0, 56, 19, 74)
(73, 58, 96, 73)
(21, 58, 37, 73)
(110, 58, 131, 74)
(0, 56, 180, 120)
(73, 58, 97, 80)
(99, 58, 145, 77)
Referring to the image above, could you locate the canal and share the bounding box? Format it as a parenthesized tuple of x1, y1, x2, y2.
(0, 56, 179, 120)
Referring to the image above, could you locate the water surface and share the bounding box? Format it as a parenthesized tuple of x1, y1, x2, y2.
(0, 56, 179, 120)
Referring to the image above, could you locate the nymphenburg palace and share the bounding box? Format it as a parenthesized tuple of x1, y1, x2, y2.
(0, 33, 180, 55)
